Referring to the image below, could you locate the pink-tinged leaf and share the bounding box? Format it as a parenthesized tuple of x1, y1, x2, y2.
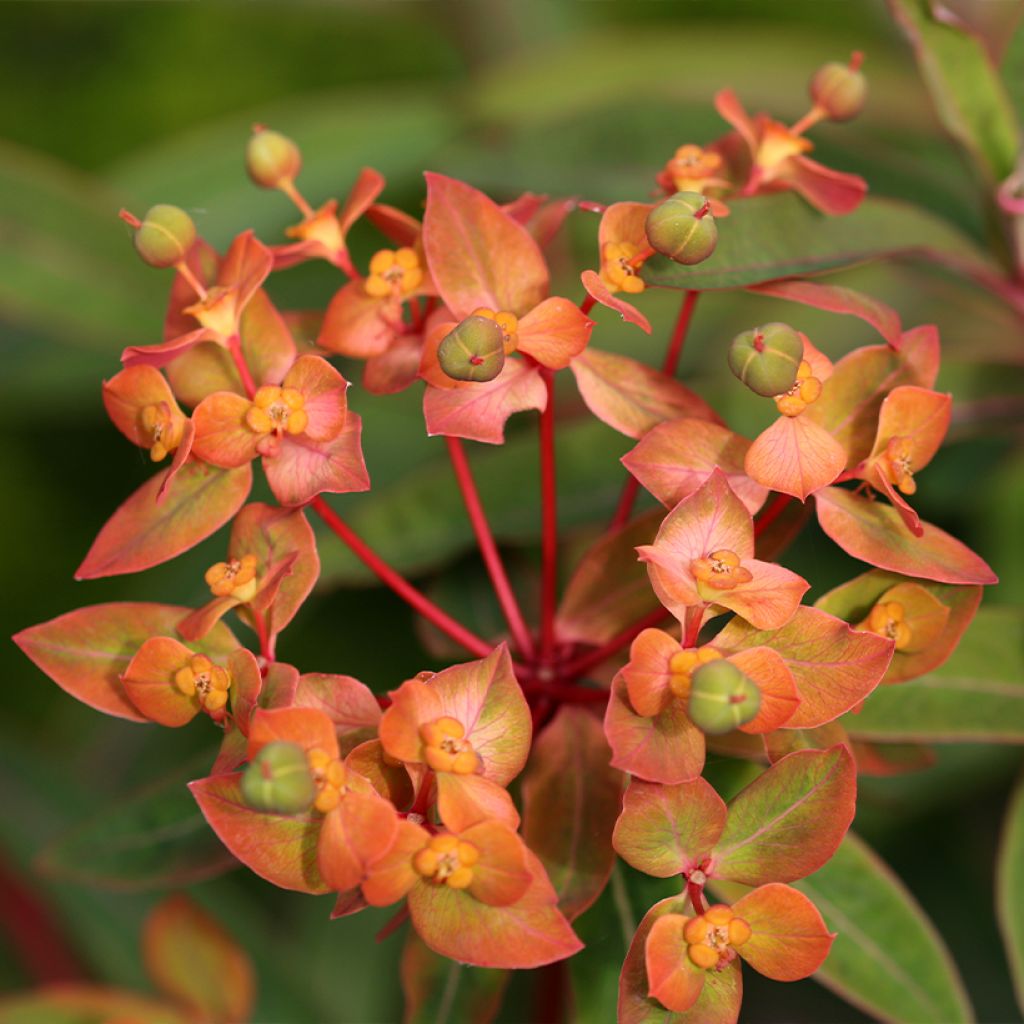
(605, 674, 706, 784)
(346, 739, 415, 809)
(422, 172, 549, 318)
(338, 166, 386, 237)
(331, 889, 369, 918)
(0, 985, 189, 1024)
(437, 772, 521, 832)
(461, 821, 532, 907)
(400, 929, 509, 1024)
(619, 896, 742, 1024)
(218, 230, 274, 315)
(623, 419, 767, 515)
(239, 288, 297, 387)
(762, 721, 850, 765)
(745, 414, 846, 501)
(14, 603, 236, 722)
(814, 569, 981, 684)
(622, 628, 680, 719)
(189, 773, 329, 893)
(143, 894, 255, 1024)
(121, 636, 201, 727)
(318, 279, 400, 358)
(220, 647, 264, 737)
(733, 883, 834, 981)
(645, 913, 706, 1014)
(379, 677, 444, 765)
(581, 269, 652, 334)
(710, 746, 856, 885)
(362, 818, 430, 907)
(815, 486, 997, 584)
(712, 559, 809, 632)
(423, 358, 547, 444)
(715, 606, 893, 728)
(750, 279, 902, 348)
(317, 792, 400, 894)
(787, 156, 867, 216)
(367, 201, 422, 248)
(613, 777, 727, 878)
(803, 326, 940, 468)
(505, 192, 577, 248)
(293, 672, 381, 753)
(516, 296, 593, 369)
(363, 333, 422, 395)
(408, 850, 581, 969)
(556, 510, 662, 646)
(521, 706, 624, 920)
(248, 706, 340, 760)
(571, 347, 721, 440)
(850, 739, 935, 777)
(283, 354, 349, 441)
(177, 595, 240, 644)
(726, 647, 800, 734)
(266, 412, 370, 506)
(76, 461, 252, 579)
(156, 418, 197, 501)
(191, 392, 260, 468)
(715, 89, 759, 149)
(122, 327, 217, 371)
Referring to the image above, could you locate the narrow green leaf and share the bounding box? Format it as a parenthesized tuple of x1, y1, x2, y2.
(997, 769, 1024, 1017)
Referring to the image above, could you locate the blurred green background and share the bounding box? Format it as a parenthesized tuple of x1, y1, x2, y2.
(2, 1, 1023, 1021)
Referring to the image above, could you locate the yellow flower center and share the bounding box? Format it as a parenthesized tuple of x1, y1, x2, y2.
(881, 436, 917, 495)
(246, 386, 308, 437)
(775, 360, 822, 417)
(140, 403, 183, 462)
(413, 834, 480, 890)
(364, 248, 423, 299)
(174, 655, 231, 715)
(286, 202, 344, 256)
(863, 600, 912, 650)
(204, 553, 259, 601)
(470, 307, 520, 353)
(307, 746, 349, 813)
(756, 120, 813, 174)
(183, 285, 239, 339)
(667, 647, 723, 700)
(600, 242, 646, 295)
(420, 716, 480, 775)
(683, 904, 751, 971)
(690, 549, 753, 592)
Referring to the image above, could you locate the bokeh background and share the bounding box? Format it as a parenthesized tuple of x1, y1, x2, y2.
(2, 1, 1023, 1021)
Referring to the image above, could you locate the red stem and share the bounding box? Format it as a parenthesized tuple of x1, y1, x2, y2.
(609, 291, 699, 530)
(753, 493, 793, 539)
(579, 294, 596, 316)
(227, 333, 257, 399)
(522, 681, 610, 704)
(539, 369, 558, 663)
(310, 496, 498, 661)
(375, 904, 410, 943)
(683, 606, 703, 648)
(252, 610, 275, 663)
(560, 606, 670, 681)
(687, 879, 707, 916)
(446, 438, 535, 660)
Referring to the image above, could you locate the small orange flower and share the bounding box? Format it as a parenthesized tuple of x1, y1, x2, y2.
(690, 550, 753, 592)
(420, 716, 481, 775)
(245, 385, 309, 438)
(413, 833, 480, 890)
(683, 904, 752, 970)
(174, 655, 231, 715)
(307, 746, 349, 813)
(204, 554, 259, 600)
(364, 248, 423, 299)
(879, 436, 917, 495)
(667, 647, 723, 699)
(471, 307, 520, 352)
(140, 402, 185, 462)
(658, 144, 732, 197)
(774, 360, 822, 417)
(862, 601, 912, 650)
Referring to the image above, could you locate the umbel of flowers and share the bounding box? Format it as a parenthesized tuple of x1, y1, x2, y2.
(14, 51, 998, 1023)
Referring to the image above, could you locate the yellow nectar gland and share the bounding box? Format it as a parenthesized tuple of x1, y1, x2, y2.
(863, 600, 912, 650)
(775, 360, 822, 418)
(601, 242, 646, 295)
(364, 248, 423, 299)
(667, 647, 723, 700)
(286, 203, 344, 257)
(174, 655, 231, 715)
(683, 904, 752, 971)
(204, 553, 259, 601)
(471, 307, 520, 354)
(756, 120, 813, 175)
(664, 145, 727, 194)
(183, 286, 238, 339)
(880, 436, 917, 495)
(140, 402, 183, 462)
(690, 549, 753, 592)
(246, 386, 308, 438)
(306, 746, 348, 813)
(413, 833, 480, 890)
(420, 716, 481, 775)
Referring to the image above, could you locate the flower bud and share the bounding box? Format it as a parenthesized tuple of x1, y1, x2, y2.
(246, 125, 302, 189)
(437, 315, 506, 382)
(645, 192, 717, 265)
(131, 204, 196, 269)
(810, 53, 867, 122)
(688, 660, 761, 735)
(727, 322, 803, 397)
(241, 741, 315, 815)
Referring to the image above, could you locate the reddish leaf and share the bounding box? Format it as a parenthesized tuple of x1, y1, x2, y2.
(0, 986, 188, 1024)
(143, 894, 255, 1024)
(346, 739, 415, 809)
(516, 296, 593, 370)
(436, 772, 521, 832)
(645, 913, 707, 1014)
(613, 777, 727, 878)
(76, 461, 252, 579)
(121, 636, 203, 727)
(580, 269, 652, 334)
(247, 705, 340, 760)
(293, 672, 381, 752)
(571, 347, 721, 439)
(622, 628, 679, 719)
(762, 721, 851, 764)
(318, 279, 400, 358)
(714, 606, 893, 728)
(726, 646, 800, 734)
(745, 414, 846, 501)
(14, 603, 236, 722)
(623, 419, 767, 515)
(423, 172, 549, 318)
(521, 706, 623, 920)
(815, 486, 997, 585)
(710, 746, 856, 885)
(317, 792, 400, 893)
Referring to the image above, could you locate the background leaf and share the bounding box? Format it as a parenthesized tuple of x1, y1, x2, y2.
(997, 768, 1024, 1019)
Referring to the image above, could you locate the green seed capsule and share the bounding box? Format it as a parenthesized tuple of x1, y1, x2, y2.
(645, 191, 718, 265)
(246, 126, 302, 189)
(810, 56, 867, 122)
(688, 660, 761, 735)
(133, 204, 196, 269)
(241, 741, 315, 814)
(727, 322, 803, 397)
(437, 315, 506, 382)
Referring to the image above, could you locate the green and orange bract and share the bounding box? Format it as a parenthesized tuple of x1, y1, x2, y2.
(11, 41, 1007, 1024)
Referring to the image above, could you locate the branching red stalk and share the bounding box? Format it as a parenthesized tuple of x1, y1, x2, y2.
(227, 333, 258, 399)
(687, 878, 707, 916)
(539, 369, 558, 663)
(753, 492, 793, 539)
(560, 606, 670, 681)
(446, 437, 535, 660)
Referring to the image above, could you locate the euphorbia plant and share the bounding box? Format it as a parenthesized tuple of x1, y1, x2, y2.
(14, 48, 1006, 1024)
